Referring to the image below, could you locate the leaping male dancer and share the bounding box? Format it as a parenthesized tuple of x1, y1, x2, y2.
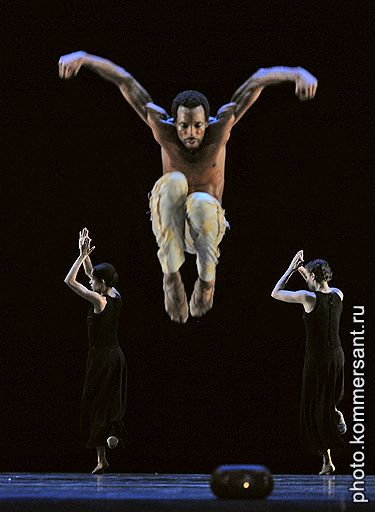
(59, 51, 317, 323)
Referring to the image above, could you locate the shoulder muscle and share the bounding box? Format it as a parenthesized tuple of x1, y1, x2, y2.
(331, 287, 344, 300)
(146, 102, 175, 143)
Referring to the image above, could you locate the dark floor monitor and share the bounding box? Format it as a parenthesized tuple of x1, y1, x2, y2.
(210, 464, 274, 499)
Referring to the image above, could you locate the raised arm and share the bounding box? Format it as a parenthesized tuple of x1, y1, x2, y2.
(83, 254, 93, 278)
(64, 230, 105, 312)
(81, 228, 94, 277)
(228, 66, 318, 125)
(58, 51, 157, 124)
(271, 250, 316, 311)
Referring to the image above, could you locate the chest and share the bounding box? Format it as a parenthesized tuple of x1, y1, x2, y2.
(162, 142, 224, 172)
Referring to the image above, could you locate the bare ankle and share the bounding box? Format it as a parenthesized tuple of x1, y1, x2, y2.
(322, 449, 332, 465)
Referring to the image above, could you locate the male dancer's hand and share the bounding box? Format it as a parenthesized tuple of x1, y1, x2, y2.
(295, 67, 318, 101)
(59, 51, 87, 79)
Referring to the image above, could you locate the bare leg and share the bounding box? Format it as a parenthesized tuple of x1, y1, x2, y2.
(319, 449, 335, 475)
(163, 271, 189, 323)
(92, 446, 109, 474)
(335, 407, 347, 434)
(107, 436, 119, 449)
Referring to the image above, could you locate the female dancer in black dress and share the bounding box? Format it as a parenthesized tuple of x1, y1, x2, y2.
(64, 228, 126, 474)
(271, 250, 346, 475)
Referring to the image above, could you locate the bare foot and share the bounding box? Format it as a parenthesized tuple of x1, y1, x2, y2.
(92, 461, 109, 474)
(107, 436, 119, 449)
(189, 278, 215, 318)
(335, 409, 347, 434)
(319, 463, 335, 475)
(163, 272, 189, 323)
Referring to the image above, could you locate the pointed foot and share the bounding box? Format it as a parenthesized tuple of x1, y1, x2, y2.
(336, 409, 347, 434)
(92, 461, 109, 474)
(163, 273, 189, 323)
(319, 463, 335, 475)
(107, 436, 119, 449)
(189, 278, 215, 318)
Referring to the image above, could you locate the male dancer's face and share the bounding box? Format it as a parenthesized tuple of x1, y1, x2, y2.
(175, 105, 208, 151)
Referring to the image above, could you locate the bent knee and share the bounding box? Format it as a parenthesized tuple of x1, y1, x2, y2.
(186, 192, 218, 213)
(186, 193, 222, 235)
(162, 171, 188, 190)
(155, 171, 188, 199)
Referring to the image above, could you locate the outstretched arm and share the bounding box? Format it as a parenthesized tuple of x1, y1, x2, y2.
(59, 51, 156, 123)
(228, 66, 318, 124)
(271, 250, 315, 307)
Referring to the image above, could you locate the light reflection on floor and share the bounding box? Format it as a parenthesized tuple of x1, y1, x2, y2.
(0, 473, 374, 511)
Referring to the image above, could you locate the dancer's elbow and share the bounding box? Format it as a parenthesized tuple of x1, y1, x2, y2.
(64, 277, 74, 287)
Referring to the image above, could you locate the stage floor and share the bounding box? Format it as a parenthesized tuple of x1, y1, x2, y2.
(0, 473, 373, 511)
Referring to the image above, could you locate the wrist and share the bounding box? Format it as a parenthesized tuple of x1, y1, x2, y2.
(80, 52, 89, 66)
(294, 66, 303, 79)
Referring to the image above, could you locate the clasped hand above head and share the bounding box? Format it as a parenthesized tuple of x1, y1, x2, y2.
(79, 227, 95, 258)
(288, 250, 309, 281)
(288, 250, 304, 272)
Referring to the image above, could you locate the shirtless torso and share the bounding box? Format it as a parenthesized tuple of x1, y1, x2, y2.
(147, 104, 234, 201)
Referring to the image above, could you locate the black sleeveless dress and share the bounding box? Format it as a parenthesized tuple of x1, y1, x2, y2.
(301, 291, 345, 454)
(80, 295, 127, 448)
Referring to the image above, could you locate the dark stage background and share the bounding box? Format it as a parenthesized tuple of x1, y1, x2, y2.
(3, 1, 373, 474)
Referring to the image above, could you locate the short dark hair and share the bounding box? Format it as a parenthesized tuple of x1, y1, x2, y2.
(92, 262, 118, 287)
(171, 90, 210, 121)
(304, 259, 332, 283)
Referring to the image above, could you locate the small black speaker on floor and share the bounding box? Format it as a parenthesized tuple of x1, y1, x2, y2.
(210, 464, 273, 499)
